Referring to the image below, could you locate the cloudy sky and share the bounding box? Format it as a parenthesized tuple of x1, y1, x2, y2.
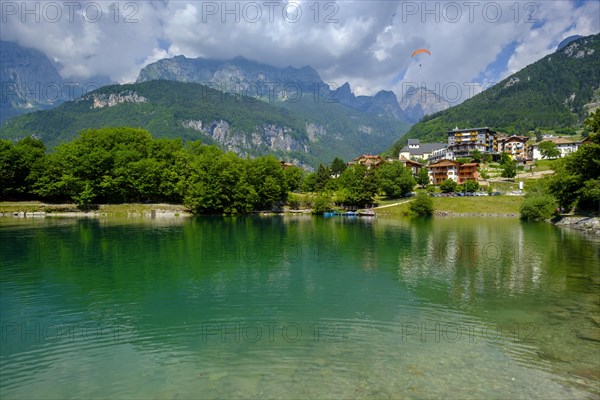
(1, 0, 599, 104)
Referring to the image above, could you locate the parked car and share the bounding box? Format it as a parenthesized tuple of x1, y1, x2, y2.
(490, 191, 501, 196)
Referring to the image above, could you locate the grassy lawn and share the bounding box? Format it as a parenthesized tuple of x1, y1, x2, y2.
(533, 159, 558, 172)
(373, 195, 412, 207)
(377, 196, 524, 217)
(0, 202, 190, 215)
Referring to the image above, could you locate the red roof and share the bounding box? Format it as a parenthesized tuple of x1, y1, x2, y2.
(430, 159, 460, 167)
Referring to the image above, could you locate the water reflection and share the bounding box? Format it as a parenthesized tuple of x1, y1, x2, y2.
(1, 216, 598, 398)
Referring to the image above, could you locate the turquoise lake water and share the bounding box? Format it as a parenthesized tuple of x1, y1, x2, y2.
(1, 216, 599, 399)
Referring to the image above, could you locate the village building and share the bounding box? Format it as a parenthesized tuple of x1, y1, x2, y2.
(428, 146, 452, 163)
(529, 137, 581, 160)
(398, 157, 423, 175)
(427, 159, 479, 185)
(496, 135, 530, 161)
(447, 127, 497, 159)
(399, 139, 447, 161)
(348, 154, 384, 169)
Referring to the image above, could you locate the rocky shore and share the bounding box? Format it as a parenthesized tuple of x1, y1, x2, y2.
(554, 216, 600, 235)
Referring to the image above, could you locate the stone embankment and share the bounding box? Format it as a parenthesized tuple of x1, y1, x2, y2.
(554, 216, 600, 235)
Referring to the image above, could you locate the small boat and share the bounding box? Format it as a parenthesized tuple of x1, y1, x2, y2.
(358, 209, 376, 217)
(343, 211, 358, 217)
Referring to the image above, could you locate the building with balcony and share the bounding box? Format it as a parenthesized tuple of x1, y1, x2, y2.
(428, 146, 452, 163)
(447, 127, 497, 158)
(428, 160, 479, 185)
(458, 163, 479, 182)
(497, 135, 530, 161)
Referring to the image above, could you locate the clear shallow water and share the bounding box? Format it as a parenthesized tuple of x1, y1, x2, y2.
(1, 216, 599, 399)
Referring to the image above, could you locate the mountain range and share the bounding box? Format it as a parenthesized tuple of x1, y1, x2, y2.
(387, 33, 600, 156)
(0, 79, 413, 168)
(0, 43, 454, 166)
(137, 55, 450, 124)
(2, 33, 598, 166)
(0, 41, 113, 125)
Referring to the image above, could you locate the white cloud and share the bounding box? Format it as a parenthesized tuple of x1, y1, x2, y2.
(1, 0, 598, 104)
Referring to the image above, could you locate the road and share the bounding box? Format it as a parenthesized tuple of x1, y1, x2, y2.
(374, 198, 414, 209)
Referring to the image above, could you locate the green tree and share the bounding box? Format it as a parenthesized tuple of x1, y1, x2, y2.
(410, 193, 434, 216)
(376, 161, 416, 198)
(330, 157, 347, 176)
(499, 152, 512, 166)
(584, 109, 600, 134)
(315, 164, 332, 192)
(336, 165, 378, 207)
(578, 179, 600, 212)
(0, 137, 46, 200)
(0, 140, 17, 199)
(74, 182, 96, 207)
(246, 155, 287, 210)
(463, 180, 480, 192)
(184, 149, 262, 214)
(313, 193, 333, 214)
(501, 160, 517, 179)
(470, 149, 482, 163)
(283, 165, 304, 192)
(439, 178, 457, 193)
(538, 141, 561, 159)
(520, 193, 557, 221)
(302, 173, 317, 192)
(548, 133, 600, 212)
(416, 168, 430, 189)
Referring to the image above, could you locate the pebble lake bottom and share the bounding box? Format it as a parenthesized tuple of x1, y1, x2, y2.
(1, 216, 598, 399)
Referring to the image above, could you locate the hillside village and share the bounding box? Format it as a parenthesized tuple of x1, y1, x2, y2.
(350, 126, 587, 188)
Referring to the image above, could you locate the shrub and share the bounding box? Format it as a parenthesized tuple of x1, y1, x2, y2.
(313, 193, 333, 214)
(501, 160, 517, 179)
(520, 194, 557, 221)
(287, 193, 301, 209)
(463, 180, 480, 193)
(410, 193, 434, 216)
(439, 179, 457, 193)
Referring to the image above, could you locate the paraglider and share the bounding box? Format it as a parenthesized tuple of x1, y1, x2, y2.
(411, 48, 431, 67)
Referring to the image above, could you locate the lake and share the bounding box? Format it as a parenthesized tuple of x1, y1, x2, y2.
(1, 216, 599, 399)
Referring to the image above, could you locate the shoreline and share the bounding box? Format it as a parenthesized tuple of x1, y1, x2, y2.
(433, 211, 519, 217)
(0, 203, 193, 218)
(554, 216, 600, 236)
(1, 208, 521, 219)
(2, 204, 597, 233)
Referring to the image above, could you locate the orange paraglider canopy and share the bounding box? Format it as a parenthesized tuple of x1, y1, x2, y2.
(411, 48, 431, 58)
